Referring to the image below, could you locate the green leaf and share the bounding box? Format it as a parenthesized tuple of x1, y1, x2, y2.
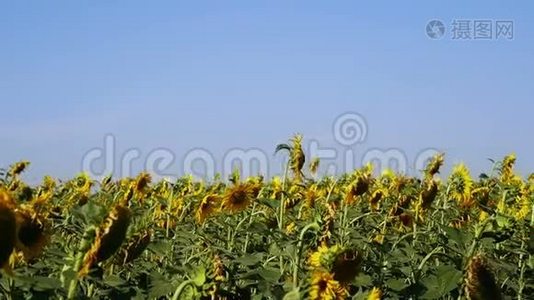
(354, 274, 372, 287)
(192, 267, 206, 287)
(386, 279, 409, 292)
(275, 144, 291, 155)
(235, 253, 263, 266)
(421, 265, 462, 299)
(258, 267, 280, 282)
(283, 289, 301, 300)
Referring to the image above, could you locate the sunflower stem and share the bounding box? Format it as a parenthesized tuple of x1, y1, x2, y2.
(293, 222, 320, 288)
(171, 279, 195, 300)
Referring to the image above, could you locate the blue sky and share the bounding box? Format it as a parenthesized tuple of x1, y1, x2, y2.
(1, 1, 533, 182)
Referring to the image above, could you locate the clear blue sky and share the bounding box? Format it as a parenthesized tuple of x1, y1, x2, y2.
(1, 1, 533, 182)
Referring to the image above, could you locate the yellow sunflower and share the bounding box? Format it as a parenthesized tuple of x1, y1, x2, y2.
(0, 190, 17, 273)
(465, 254, 502, 300)
(309, 271, 348, 300)
(424, 153, 445, 179)
(221, 183, 255, 213)
(80, 205, 131, 276)
(14, 205, 50, 260)
(448, 163, 473, 206)
(197, 194, 221, 224)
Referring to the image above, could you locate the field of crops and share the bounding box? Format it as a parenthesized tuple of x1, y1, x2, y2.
(1, 136, 533, 299)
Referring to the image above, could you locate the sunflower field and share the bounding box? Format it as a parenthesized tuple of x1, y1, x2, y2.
(1, 136, 533, 300)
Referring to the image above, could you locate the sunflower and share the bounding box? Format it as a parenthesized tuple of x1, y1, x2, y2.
(0, 190, 17, 273)
(331, 249, 362, 284)
(134, 172, 152, 199)
(14, 205, 50, 260)
(275, 134, 306, 182)
(309, 271, 348, 300)
(310, 157, 320, 176)
(367, 287, 382, 300)
(290, 134, 306, 182)
(448, 164, 473, 206)
(500, 153, 516, 184)
(196, 194, 221, 224)
(514, 192, 531, 221)
(285, 222, 297, 235)
(465, 255, 502, 300)
(309, 244, 332, 269)
(221, 183, 255, 213)
(119, 230, 151, 264)
(369, 189, 383, 211)
(424, 153, 444, 179)
(308, 244, 348, 273)
(8, 161, 30, 177)
(420, 179, 439, 210)
(80, 205, 131, 276)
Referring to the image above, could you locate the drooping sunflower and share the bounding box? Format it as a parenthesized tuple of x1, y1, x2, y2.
(310, 157, 321, 176)
(80, 205, 131, 276)
(0, 190, 17, 273)
(8, 161, 30, 177)
(309, 271, 348, 300)
(514, 191, 531, 221)
(319, 203, 337, 245)
(369, 189, 384, 211)
(119, 230, 151, 265)
(465, 254, 502, 300)
(331, 249, 362, 284)
(275, 134, 306, 182)
(500, 153, 516, 184)
(420, 179, 439, 210)
(134, 172, 152, 200)
(14, 205, 50, 260)
(196, 194, 221, 224)
(290, 134, 306, 182)
(304, 184, 322, 208)
(221, 182, 255, 214)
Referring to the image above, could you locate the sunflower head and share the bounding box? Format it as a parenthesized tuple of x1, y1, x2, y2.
(221, 183, 255, 214)
(420, 179, 439, 210)
(331, 248, 362, 284)
(304, 184, 321, 208)
(197, 194, 221, 223)
(465, 254, 502, 300)
(310, 157, 320, 176)
(448, 163, 473, 204)
(80, 205, 131, 276)
(119, 230, 151, 265)
(8, 161, 30, 177)
(500, 153, 516, 184)
(308, 244, 345, 271)
(134, 172, 152, 198)
(15, 205, 50, 260)
(290, 134, 306, 182)
(369, 189, 384, 211)
(309, 271, 348, 300)
(424, 153, 445, 179)
(0, 190, 17, 272)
